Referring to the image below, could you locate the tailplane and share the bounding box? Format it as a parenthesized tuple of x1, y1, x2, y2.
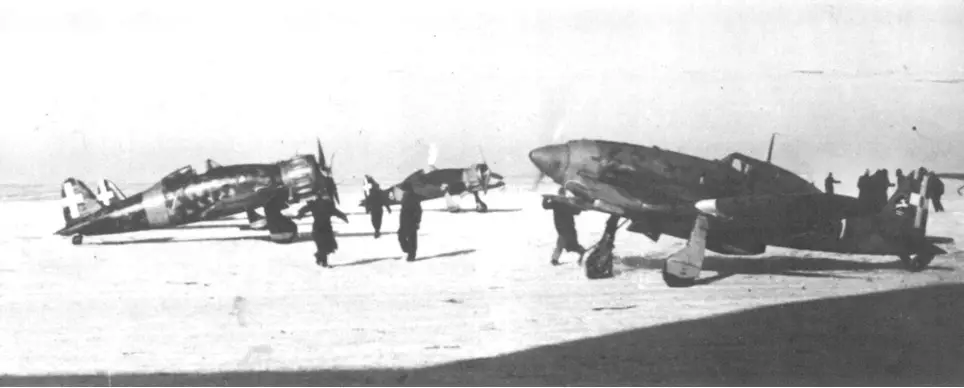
(61, 178, 104, 225)
(95, 178, 127, 206)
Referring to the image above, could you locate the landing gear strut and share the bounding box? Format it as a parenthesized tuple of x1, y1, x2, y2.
(71, 234, 84, 245)
(473, 192, 488, 213)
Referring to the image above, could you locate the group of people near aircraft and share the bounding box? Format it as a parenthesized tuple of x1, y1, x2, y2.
(851, 167, 946, 213)
(291, 173, 426, 268)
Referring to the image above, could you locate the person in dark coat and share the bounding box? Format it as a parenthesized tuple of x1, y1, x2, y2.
(398, 183, 423, 262)
(297, 196, 349, 267)
(824, 173, 841, 195)
(362, 175, 392, 238)
(929, 173, 946, 212)
(542, 188, 585, 266)
(857, 169, 871, 211)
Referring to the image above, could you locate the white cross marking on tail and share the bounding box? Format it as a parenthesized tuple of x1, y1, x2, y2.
(62, 182, 84, 218)
(96, 180, 115, 204)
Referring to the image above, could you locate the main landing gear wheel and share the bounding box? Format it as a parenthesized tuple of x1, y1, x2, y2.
(71, 234, 84, 245)
(583, 244, 614, 279)
(476, 202, 488, 213)
(662, 262, 697, 288)
(899, 252, 936, 272)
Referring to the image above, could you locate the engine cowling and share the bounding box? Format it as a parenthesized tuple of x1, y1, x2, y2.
(277, 155, 323, 203)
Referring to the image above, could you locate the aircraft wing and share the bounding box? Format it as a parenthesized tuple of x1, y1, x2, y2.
(561, 174, 683, 217)
(691, 192, 864, 229)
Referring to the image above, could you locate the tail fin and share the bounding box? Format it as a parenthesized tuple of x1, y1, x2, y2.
(882, 173, 930, 234)
(61, 178, 103, 225)
(95, 178, 126, 206)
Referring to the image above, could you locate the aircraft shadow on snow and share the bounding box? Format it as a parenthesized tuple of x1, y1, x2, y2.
(87, 231, 404, 246)
(331, 249, 477, 268)
(3, 284, 963, 385)
(342, 208, 524, 216)
(614, 253, 957, 285)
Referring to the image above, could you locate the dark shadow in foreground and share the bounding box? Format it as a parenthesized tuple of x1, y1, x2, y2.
(616, 254, 956, 281)
(89, 231, 401, 246)
(4, 284, 963, 386)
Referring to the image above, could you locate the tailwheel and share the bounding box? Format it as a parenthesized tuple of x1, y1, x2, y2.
(898, 252, 935, 272)
(662, 262, 697, 288)
(71, 234, 84, 245)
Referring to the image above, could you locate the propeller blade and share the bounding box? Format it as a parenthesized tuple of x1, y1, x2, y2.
(316, 138, 327, 170)
(531, 171, 547, 191)
(427, 143, 438, 167)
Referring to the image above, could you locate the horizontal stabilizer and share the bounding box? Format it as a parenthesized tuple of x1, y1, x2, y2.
(61, 178, 103, 225)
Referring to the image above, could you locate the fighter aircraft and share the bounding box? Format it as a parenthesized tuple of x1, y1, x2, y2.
(359, 145, 506, 212)
(529, 134, 946, 287)
(55, 141, 338, 245)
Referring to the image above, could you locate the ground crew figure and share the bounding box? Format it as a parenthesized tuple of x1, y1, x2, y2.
(824, 173, 841, 195)
(297, 196, 349, 268)
(857, 169, 871, 210)
(929, 173, 946, 212)
(363, 175, 392, 238)
(398, 184, 423, 262)
(542, 189, 585, 266)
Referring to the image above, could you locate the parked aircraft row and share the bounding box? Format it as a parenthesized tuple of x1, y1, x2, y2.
(56, 135, 952, 287)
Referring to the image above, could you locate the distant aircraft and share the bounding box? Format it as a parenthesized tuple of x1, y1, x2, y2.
(56, 140, 338, 245)
(530, 134, 946, 286)
(360, 144, 506, 212)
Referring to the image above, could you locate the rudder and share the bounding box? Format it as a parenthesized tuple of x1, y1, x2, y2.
(95, 178, 127, 206)
(61, 178, 103, 225)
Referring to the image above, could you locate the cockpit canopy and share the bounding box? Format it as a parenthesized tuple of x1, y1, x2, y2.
(158, 165, 198, 189)
(719, 152, 820, 195)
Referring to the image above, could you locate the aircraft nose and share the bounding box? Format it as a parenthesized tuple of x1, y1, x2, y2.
(529, 144, 568, 178)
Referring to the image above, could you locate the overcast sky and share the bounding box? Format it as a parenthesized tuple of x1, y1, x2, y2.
(1, 0, 962, 192)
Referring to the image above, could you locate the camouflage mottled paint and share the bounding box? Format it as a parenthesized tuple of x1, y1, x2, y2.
(358, 164, 505, 209)
(55, 155, 323, 237)
(530, 139, 942, 259)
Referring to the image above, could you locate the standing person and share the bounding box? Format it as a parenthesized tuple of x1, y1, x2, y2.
(824, 173, 841, 195)
(929, 172, 946, 212)
(398, 183, 423, 262)
(857, 169, 871, 211)
(362, 175, 392, 238)
(297, 196, 349, 268)
(542, 188, 585, 266)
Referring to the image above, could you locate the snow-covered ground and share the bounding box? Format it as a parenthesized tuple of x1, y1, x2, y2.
(1, 184, 963, 385)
